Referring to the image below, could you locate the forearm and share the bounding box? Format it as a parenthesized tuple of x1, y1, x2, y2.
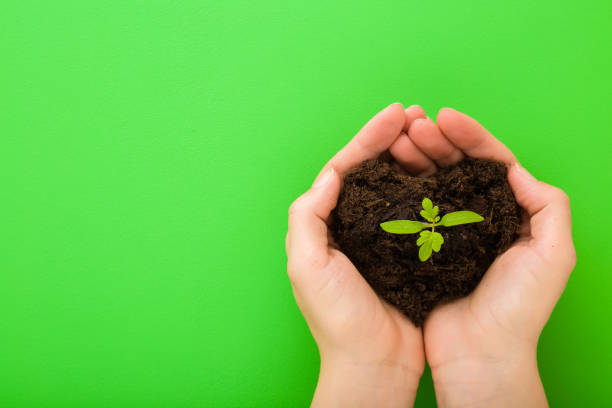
(312, 358, 421, 408)
(431, 351, 547, 408)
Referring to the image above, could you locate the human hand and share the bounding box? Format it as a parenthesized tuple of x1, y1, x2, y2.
(391, 107, 576, 407)
(285, 103, 429, 407)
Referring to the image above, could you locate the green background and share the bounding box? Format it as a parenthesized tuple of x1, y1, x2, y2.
(1, 1, 610, 406)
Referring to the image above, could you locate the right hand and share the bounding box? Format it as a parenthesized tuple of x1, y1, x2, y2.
(390, 107, 576, 407)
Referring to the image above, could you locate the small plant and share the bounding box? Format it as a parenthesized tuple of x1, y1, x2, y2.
(380, 198, 484, 262)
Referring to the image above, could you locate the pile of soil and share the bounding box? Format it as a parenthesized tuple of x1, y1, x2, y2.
(329, 158, 521, 326)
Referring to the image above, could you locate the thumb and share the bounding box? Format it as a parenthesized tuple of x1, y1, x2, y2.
(507, 163, 576, 277)
(286, 167, 341, 287)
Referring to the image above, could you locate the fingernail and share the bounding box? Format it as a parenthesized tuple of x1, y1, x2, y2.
(406, 105, 425, 115)
(412, 117, 428, 127)
(515, 162, 536, 181)
(314, 168, 334, 188)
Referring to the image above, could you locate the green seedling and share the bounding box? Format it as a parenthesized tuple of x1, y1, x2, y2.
(380, 198, 484, 262)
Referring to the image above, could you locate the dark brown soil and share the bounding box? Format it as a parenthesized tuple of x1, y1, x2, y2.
(329, 158, 521, 326)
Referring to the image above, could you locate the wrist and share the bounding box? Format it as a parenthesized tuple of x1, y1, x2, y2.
(312, 356, 422, 408)
(430, 347, 547, 408)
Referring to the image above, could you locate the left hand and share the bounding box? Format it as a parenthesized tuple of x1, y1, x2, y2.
(286, 103, 429, 407)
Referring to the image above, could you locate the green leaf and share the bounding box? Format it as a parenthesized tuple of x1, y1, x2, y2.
(416, 230, 442, 261)
(420, 199, 439, 222)
(419, 241, 433, 261)
(416, 230, 431, 245)
(434, 216, 440, 223)
(380, 220, 426, 234)
(420, 210, 433, 222)
(439, 211, 484, 227)
(431, 232, 444, 252)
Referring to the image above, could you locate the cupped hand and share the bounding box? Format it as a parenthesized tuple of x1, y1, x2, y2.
(286, 104, 576, 407)
(286, 103, 429, 407)
(393, 107, 576, 407)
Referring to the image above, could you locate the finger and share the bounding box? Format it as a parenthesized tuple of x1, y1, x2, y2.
(436, 108, 517, 164)
(403, 104, 427, 132)
(507, 163, 576, 273)
(287, 168, 341, 285)
(314, 103, 405, 184)
(389, 133, 437, 176)
(389, 105, 437, 176)
(408, 117, 464, 167)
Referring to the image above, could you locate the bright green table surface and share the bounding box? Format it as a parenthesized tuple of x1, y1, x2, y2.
(1, 1, 610, 406)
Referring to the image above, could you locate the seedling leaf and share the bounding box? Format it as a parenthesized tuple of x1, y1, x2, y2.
(416, 230, 432, 245)
(419, 240, 433, 261)
(417, 230, 444, 261)
(439, 211, 484, 227)
(420, 210, 434, 222)
(431, 232, 444, 252)
(380, 220, 426, 234)
(420, 198, 439, 221)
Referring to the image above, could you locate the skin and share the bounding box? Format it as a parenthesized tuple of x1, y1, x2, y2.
(285, 103, 576, 407)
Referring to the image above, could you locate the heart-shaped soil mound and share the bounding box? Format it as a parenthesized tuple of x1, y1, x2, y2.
(329, 158, 521, 326)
